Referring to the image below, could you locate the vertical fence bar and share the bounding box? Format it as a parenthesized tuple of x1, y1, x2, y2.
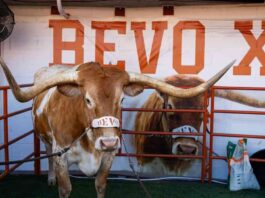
(0, 84, 34, 180)
(34, 132, 41, 175)
(208, 87, 215, 183)
(200, 91, 208, 183)
(3, 89, 9, 173)
(119, 108, 123, 154)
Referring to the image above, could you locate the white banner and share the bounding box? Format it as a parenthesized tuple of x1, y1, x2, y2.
(1, 6, 265, 180)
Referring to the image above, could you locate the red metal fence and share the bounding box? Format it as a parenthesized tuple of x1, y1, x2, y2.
(0, 84, 265, 183)
(208, 86, 265, 183)
(0, 84, 40, 180)
(118, 91, 209, 183)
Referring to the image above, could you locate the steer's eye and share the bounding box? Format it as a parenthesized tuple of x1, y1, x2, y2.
(85, 97, 93, 108)
(121, 97, 125, 104)
(86, 98, 91, 105)
(167, 104, 173, 109)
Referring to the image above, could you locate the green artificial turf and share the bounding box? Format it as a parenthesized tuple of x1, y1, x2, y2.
(0, 175, 265, 198)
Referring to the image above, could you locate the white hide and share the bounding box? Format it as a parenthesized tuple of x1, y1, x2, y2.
(36, 87, 56, 116)
(52, 135, 102, 176)
(67, 141, 102, 176)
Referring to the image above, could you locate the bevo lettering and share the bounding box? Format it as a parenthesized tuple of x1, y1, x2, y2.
(91, 21, 126, 70)
(131, 21, 168, 73)
(49, 20, 84, 66)
(49, 19, 265, 76)
(173, 21, 205, 74)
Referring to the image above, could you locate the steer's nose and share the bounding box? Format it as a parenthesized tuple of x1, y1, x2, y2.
(100, 137, 119, 151)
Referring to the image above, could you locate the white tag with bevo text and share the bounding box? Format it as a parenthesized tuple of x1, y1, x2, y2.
(92, 116, 120, 128)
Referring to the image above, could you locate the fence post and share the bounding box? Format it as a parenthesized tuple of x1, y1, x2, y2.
(3, 89, 10, 174)
(208, 87, 215, 183)
(34, 132, 41, 175)
(201, 91, 209, 183)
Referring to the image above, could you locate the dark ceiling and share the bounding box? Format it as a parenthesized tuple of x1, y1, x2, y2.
(3, 0, 265, 7)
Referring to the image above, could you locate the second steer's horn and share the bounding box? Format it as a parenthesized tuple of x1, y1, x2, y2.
(129, 60, 236, 98)
(0, 57, 78, 102)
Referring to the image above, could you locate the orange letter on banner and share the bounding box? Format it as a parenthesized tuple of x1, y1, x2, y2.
(173, 21, 205, 74)
(91, 21, 126, 70)
(49, 20, 84, 66)
(131, 21, 168, 74)
(233, 21, 265, 75)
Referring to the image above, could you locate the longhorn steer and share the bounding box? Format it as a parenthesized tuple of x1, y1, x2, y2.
(0, 57, 234, 198)
(135, 74, 265, 176)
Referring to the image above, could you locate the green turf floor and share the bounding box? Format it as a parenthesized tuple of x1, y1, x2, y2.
(0, 175, 265, 198)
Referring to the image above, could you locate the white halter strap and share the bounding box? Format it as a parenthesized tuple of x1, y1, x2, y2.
(172, 125, 199, 140)
(92, 116, 120, 128)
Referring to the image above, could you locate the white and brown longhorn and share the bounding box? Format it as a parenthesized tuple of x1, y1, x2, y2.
(135, 74, 265, 176)
(0, 57, 234, 198)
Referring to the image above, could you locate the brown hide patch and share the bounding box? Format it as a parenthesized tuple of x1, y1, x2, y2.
(33, 87, 93, 151)
(164, 75, 205, 134)
(57, 84, 81, 97)
(124, 83, 144, 96)
(77, 62, 130, 118)
(135, 93, 165, 164)
(164, 75, 205, 109)
(46, 91, 92, 149)
(77, 62, 130, 98)
(164, 75, 204, 87)
(75, 63, 129, 117)
(134, 75, 204, 173)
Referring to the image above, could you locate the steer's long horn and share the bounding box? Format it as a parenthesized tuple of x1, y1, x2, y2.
(129, 60, 235, 98)
(215, 90, 265, 108)
(0, 57, 78, 102)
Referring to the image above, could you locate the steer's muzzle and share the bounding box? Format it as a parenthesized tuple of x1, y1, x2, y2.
(96, 136, 120, 151)
(172, 139, 199, 161)
(92, 116, 121, 151)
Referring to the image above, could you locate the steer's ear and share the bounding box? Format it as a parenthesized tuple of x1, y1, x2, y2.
(124, 83, 144, 96)
(57, 84, 81, 97)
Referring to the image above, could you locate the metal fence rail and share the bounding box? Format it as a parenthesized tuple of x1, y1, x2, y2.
(208, 86, 265, 183)
(119, 91, 209, 183)
(0, 84, 40, 180)
(0, 84, 265, 183)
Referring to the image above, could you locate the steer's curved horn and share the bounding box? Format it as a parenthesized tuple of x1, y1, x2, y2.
(129, 60, 235, 98)
(215, 90, 265, 108)
(0, 57, 78, 102)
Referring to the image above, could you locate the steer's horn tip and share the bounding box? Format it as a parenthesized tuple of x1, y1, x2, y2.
(222, 59, 236, 74)
(229, 59, 236, 67)
(202, 59, 236, 89)
(223, 59, 236, 70)
(219, 59, 236, 74)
